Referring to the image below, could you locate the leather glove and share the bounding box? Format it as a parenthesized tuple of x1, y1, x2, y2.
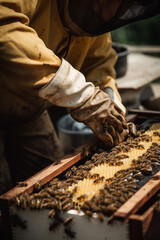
(102, 87, 137, 141)
(103, 86, 126, 114)
(70, 87, 128, 147)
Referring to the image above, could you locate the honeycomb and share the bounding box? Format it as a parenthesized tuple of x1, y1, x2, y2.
(68, 122, 160, 206)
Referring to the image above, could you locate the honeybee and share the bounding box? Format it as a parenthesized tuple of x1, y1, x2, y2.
(62, 198, 72, 207)
(133, 172, 143, 179)
(29, 198, 37, 209)
(152, 175, 160, 180)
(115, 161, 124, 166)
(62, 202, 73, 212)
(97, 212, 104, 222)
(105, 204, 117, 214)
(153, 131, 159, 137)
(93, 176, 105, 184)
(81, 201, 91, 211)
(128, 192, 134, 197)
(88, 173, 99, 179)
(63, 217, 73, 226)
(141, 167, 153, 176)
(35, 198, 41, 209)
(34, 180, 43, 191)
(117, 154, 129, 160)
(136, 144, 145, 150)
(84, 210, 92, 217)
(71, 166, 77, 172)
(42, 201, 56, 209)
(107, 214, 115, 224)
(73, 176, 83, 180)
(48, 209, 56, 218)
(35, 192, 51, 198)
(102, 198, 113, 205)
(152, 142, 158, 146)
(70, 186, 78, 196)
(119, 196, 126, 203)
(21, 198, 27, 209)
(17, 181, 28, 187)
(52, 160, 61, 166)
(14, 196, 21, 207)
(85, 160, 92, 165)
(66, 178, 76, 184)
(77, 194, 88, 201)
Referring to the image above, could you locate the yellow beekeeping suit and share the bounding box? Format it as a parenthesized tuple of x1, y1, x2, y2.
(0, 0, 119, 125)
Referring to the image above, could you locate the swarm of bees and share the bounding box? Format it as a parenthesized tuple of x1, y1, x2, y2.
(12, 118, 160, 235)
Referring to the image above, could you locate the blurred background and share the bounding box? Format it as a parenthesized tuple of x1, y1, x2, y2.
(111, 15, 160, 49)
(111, 14, 160, 111)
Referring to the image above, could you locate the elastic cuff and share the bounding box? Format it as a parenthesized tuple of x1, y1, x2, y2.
(39, 59, 94, 108)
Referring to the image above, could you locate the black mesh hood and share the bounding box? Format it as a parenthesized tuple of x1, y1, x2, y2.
(63, 0, 160, 36)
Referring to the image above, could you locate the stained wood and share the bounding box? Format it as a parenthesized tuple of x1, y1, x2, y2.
(128, 109, 160, 117)
(129, 204, 160, 240)
(0, 137, 98, 202)
(129, 206, 154, 236)
(114, 171, 160, 221)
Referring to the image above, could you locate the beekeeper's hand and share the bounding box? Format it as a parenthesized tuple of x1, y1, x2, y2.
(71, 87, 129, 147)
(102, 86, 137, 141)
(39, 59, 129, 147)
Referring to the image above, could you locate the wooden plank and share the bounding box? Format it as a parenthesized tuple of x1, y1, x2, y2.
(129, 215, 143, 240)
(114, 171, 160, 221)
(129, 204, 160, 240)
(128, 109, 160, 117)
(0, 137, 98, 202)
(129, 206, 154, 239)
(126, 113, 138, 123)
(117, 53, 160, 89)
(130, 205, 154, 224)
(121, 44, 160, 54)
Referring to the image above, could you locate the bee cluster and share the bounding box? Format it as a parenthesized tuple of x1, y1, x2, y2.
(12, 119, 160, 234)
(78, 139, 160, 220)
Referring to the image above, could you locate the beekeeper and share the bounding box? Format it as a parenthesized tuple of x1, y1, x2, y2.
(0, 0, 159, 194)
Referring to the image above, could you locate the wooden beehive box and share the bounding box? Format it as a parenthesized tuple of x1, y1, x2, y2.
(1, 112, 160, 240)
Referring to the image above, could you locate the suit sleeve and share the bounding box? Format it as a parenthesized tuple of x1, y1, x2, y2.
(0, 0, 61, 92)
(80, 33, 121, 101)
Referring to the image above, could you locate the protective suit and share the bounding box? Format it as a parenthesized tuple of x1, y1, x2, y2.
(0, 0, 158, 194)
(0, 0, 120, 125)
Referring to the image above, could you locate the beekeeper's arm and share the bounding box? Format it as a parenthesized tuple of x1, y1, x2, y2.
(0, 0, 61, 93)
(0, 0, 128, 147)
(39, 58, 129, 147)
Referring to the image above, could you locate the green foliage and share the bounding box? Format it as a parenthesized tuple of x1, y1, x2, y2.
(111, 15, 160, 45)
